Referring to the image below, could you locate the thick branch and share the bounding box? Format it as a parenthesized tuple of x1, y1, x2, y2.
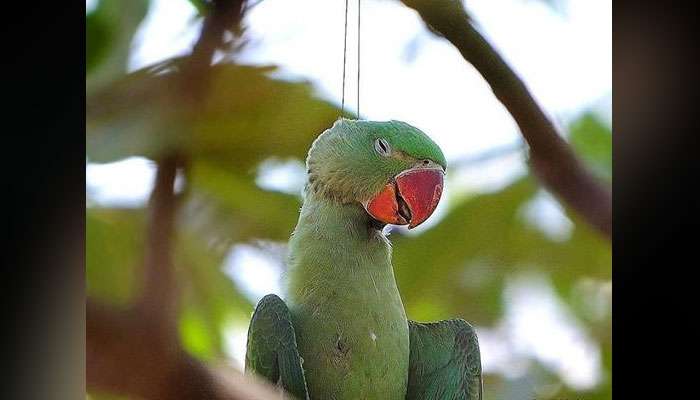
(135, 0, 247, 333)
(402, 0, 612, 239)
(137, 156, 180, 335)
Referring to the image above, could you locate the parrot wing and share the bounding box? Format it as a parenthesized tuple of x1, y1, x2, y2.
(245, 294, 309, 399)
(406, 319, 483, 400)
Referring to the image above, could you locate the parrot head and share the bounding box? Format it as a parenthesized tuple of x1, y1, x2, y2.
(306, 118, 447, 229)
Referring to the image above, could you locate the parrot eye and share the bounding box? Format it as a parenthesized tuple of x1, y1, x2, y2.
(374, 138, 391, 157)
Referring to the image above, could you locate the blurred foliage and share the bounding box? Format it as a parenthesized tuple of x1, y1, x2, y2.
(86, 1, 611, 399)
(86, 0, 149, 93)
(87, 61, 339, 170)
(569, 113, 612, 182)
(86, 208, 143, 305)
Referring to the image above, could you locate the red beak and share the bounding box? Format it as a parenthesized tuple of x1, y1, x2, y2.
(364, 168, 444, 229)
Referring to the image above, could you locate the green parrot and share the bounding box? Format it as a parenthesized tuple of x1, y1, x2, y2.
(245, 119, 482, 399)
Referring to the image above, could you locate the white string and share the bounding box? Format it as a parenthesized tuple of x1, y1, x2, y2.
(340, 0, 361, 118)
(341, 0, 349, 115)
(357, 0, 361, 117)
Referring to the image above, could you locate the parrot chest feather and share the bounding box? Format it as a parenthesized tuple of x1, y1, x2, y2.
(286, 200, 410, 399)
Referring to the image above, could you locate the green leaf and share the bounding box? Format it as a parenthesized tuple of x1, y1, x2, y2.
(86, 204, 253, 359)
(86, 0, 150, 93)
(182, 159, 301, 244)
(394, 175, 611, 326)
(86, 8, 112, 73)
(394, 177, 537, 324)
(568, 113, 612, 182)
(86, 208, 145, 305)
(86, 62, 342, 170)
(86, 64, 184, 163)
(176, 226, 254, 360)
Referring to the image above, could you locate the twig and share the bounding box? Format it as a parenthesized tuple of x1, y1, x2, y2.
(401, 0, 612, 239)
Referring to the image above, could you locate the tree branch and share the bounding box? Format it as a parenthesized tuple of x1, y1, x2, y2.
(401, 0, 612, 239)
(137, 155, 180, 336)
(180, 0, 246, 102)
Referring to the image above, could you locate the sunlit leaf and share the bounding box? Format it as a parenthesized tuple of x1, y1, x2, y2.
(176, 228, 254, 360)
(86, 208, 144, 304)
(180, 307, 216, 359)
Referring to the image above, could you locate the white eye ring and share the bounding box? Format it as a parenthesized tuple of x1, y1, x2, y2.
(374, 138, 391, 156)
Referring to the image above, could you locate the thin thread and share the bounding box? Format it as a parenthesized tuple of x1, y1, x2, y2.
(357, 0, 361, 117)
(341, 0, 349, 115)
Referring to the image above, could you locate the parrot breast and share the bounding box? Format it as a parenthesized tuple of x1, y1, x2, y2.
(286, 199, 410, 399)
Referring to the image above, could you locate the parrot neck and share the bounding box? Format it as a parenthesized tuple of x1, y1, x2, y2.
(284, 191, 410, 399)
(285, 191, 395, 298)
(298, 194, 381, 242)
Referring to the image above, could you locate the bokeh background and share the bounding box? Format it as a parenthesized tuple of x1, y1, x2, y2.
(86, 0, 611, 398)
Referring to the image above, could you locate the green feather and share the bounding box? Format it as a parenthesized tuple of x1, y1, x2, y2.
(245, 294, 309, 399)
(407, 319, 483, 400)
